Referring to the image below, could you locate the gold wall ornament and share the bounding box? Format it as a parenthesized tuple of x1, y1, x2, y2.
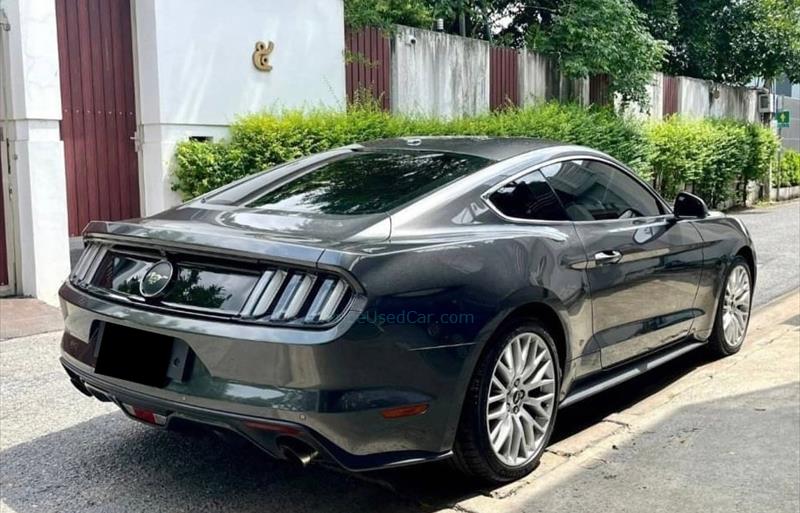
(252, 41, 274, 72)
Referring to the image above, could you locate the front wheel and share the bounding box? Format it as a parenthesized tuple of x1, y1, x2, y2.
(451, 318, 560, 483)
(708, 256, 753, 357)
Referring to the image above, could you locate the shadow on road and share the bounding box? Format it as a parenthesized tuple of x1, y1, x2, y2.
(1, 348, 722, 513)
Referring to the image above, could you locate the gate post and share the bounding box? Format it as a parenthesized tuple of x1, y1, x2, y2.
(0, 0, 70, 305)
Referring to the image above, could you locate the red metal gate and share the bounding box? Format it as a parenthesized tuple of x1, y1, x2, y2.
(589, 74, 611, 106)
(345, 26, 391, 110)
(490, 47, 519, 110)
(55, 0, 139, 237)
(662, 75, 679, 117)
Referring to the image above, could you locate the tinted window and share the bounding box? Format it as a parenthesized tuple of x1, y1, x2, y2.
(541, 160, 662, 221)
(245, 151, 491, 215)
(489, 170, 569, 221)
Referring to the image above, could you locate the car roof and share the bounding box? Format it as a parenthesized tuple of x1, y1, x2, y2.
(358, 136, 562, 162)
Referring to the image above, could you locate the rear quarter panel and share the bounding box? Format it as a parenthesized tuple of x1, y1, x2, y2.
(318, 222, 593, 450)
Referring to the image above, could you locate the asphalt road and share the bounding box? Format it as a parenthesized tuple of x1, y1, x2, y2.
(731, 201, 800, 307)
(1, 201, 798, 513)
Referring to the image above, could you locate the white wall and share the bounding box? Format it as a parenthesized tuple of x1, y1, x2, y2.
(133, 0, 346, 213)
(677, 76, 711, 118)
(621, 72, 664, 120)
(676, 76, 758, 122)
(518, 50, 550, 106)
(0, 0, 70, 306)
(710, 84, 758, 122)
(517, 49, 588, 107)
(391, 26, 490, 118)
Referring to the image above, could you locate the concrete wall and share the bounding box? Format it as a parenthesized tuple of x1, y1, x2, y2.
(710, 84, 758, 123)
(134, 0, 346, 213)
(0, 0, 70, 305)
(517, 49, 587, 106)
(391, 26, 489, 118)
(677, 76, 711, 118)
(676, 75, 758, 122)
(621, 72, 664, 120)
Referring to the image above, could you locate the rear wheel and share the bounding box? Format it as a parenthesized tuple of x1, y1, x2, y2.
(452, 318, 560, 483)
(708, 256, 752, 357)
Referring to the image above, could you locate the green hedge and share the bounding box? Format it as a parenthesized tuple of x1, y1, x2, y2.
(646, 117, 778, 206)
(774, 150, 800, 187)
(173, 103, 779, 208)
(174, 103, 649, 200)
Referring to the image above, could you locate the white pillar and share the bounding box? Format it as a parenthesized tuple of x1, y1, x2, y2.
(0, 0, 70, 306)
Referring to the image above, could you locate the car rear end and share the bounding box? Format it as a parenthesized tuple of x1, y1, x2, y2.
(59, 142, 514, 470)
(59, 221, 463, 471)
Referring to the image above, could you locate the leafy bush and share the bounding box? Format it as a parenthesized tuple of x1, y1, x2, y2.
(173, 102, 649, 199)
(646, 117, 778, 207)
(775, 150, 800, 187)
(173, 105, 778, 209)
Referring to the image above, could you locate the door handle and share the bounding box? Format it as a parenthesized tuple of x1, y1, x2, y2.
(594, 250, 623, 265)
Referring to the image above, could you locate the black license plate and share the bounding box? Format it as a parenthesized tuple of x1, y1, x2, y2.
(94, 322, 174, 387)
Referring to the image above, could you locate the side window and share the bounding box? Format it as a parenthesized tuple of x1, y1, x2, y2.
(541, 160, 662, 221)
(488, 170, 569, 221)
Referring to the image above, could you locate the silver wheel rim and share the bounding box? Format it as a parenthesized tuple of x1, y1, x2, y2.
(722, 265, 751, 347)
(486, 332, 556, 467)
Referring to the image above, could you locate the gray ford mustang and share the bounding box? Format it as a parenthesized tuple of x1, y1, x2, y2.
(60, 137, 755, 482)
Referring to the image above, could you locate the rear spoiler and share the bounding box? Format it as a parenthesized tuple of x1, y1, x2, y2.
(82, 220, 326, 269)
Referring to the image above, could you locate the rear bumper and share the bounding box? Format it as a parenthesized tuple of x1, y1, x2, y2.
(60, 357, 450, 471)
(58, 282, 473, 470)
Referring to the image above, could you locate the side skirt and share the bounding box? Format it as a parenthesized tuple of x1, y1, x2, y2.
(559, 339, 706, 409)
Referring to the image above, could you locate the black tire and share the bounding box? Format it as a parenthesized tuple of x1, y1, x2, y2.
(451, 317, 561, 483)
(707, 256, 753, 358)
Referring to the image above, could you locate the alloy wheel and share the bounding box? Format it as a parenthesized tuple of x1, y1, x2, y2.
(722, 265, 751, 347)
(486, 332, 556, 467)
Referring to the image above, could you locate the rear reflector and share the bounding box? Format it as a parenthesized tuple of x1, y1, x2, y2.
(380, 403, 429, 419)
(243, 420, 302, 435)
(122, 403, 166, 425)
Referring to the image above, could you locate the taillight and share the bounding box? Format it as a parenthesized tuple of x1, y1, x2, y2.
(241, 270, 352, 325)
(71, 240, 355, 326)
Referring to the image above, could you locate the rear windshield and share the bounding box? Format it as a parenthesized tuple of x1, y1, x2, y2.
(244, 150, 491, 215)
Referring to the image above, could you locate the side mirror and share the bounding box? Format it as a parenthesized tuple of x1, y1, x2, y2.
(673, 192, 708, 219)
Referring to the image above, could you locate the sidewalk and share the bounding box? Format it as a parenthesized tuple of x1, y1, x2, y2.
(436, 291, 800, 513)
(0, 298, 63, 341)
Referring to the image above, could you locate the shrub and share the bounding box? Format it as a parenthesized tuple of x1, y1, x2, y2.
(173, 105, 778, 209)
(775, 150, 800, 187)
(646, 116, 778, 207)
(173, 102, 649, 200)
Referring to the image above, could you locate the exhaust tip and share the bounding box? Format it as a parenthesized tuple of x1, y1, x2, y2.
(69, 378, 92, 397)
(279, 440, 318, 467)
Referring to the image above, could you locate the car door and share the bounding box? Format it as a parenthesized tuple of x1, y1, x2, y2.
(541, 158, 705, 368)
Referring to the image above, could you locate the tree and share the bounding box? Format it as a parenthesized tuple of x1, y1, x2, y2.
(633, 0, 679, 43)
(343, 0, 435, 31)
(664, 0, 800, 85)
(534, 0, 667, 104)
